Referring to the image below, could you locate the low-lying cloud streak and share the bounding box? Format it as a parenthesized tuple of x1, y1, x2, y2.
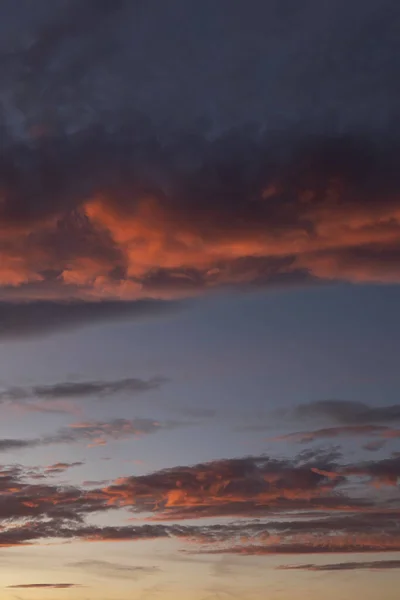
(69, 560, 160, 581)
(0, 450, 399, 557)
(279, 560, 400, 571)
(0, 375, 168, 402)
(0, 299, 181, 339)
(0, 417, 186, 453)
(7, 583, 82, 589)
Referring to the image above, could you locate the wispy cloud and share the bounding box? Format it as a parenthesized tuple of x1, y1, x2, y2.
(7, 583, 82, 589)
(0, 416, 187, 453)
(289, 399, 400, 425)
(278, 559, 400, 571)
(0, 375, 168, 404)
(69, 559, 160, 580)
(271, 424, 400, 444)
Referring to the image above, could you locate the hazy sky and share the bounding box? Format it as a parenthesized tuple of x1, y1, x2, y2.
(0, 2, 400, 599)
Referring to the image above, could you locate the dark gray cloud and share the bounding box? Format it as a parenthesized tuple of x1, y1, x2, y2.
(0, 299, 181, 339)
(43, 417, 185, 447)
(0, 1, 399, 311)
(0, 375, 168, 402)
(1, 0, 399, 137)
(279, 560, 400, 571)
(1, 127, 400, 303)
(291, 399, 400, 425)
(0, 450, 399, 554)
(201, 540, 400, 555)
(45, 461, 84, 474)
(0, 438, 37, 452)
(0, 417, 187, 453)
(345, 455, 400, 485)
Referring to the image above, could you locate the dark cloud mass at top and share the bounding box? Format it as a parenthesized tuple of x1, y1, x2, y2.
(0, 2, 399, 595)
(0, 0, 399, 331)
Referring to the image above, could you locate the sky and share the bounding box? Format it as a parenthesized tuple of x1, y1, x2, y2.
(0, 1, 400, 598)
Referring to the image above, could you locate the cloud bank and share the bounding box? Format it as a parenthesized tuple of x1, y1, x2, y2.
(0, 449, 398, 557)
(0, 0, 399, 340)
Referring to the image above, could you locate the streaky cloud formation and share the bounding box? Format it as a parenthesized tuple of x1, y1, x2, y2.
(0, 299, 181, 339)
(271, 424, 400, 444)
(69, 560, 161, 580)
(278, 559, 400, 571)
(7, 583, 82, 589)
(0, 375, 168, 402)
(0, 417, 186, 452)
(290, 399, 400, 424)
(0, 451, 399, 556)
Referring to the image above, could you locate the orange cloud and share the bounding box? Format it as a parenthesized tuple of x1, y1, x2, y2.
(2, 132, 400, 301)
(198, 533, 400, 555)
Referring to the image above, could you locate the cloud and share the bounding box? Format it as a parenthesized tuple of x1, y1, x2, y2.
(0, 0, 399, 324)
(2, 130, 400, 306)
(278, 559, 400, 571)
(7, 583, 82, 589)
(0, 417, 186, 453)
(45, 417, 184, 447)
(3, 0, 399, 138)
(345, 455, 400, 486)
(0, 439, 37, 451)
(98, 454, 365, 521)
(200, 536, 400, 555)
(45, 461, 84, 475)
(0, 451, 399, 555)
(69, 559, 160, 580)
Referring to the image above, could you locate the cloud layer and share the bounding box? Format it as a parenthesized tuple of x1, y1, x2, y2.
(0, 375, 167, 405)
(0, 0, 399, 340)
(2, 131, 400, 306)
(0, 449, 398, 557)
(0, 416, 186, 452)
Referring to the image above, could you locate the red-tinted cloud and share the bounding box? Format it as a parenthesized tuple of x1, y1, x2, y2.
(1, 132, 400, 304)
(45, 461, 84, 475)
(0, 451, 399, 555)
